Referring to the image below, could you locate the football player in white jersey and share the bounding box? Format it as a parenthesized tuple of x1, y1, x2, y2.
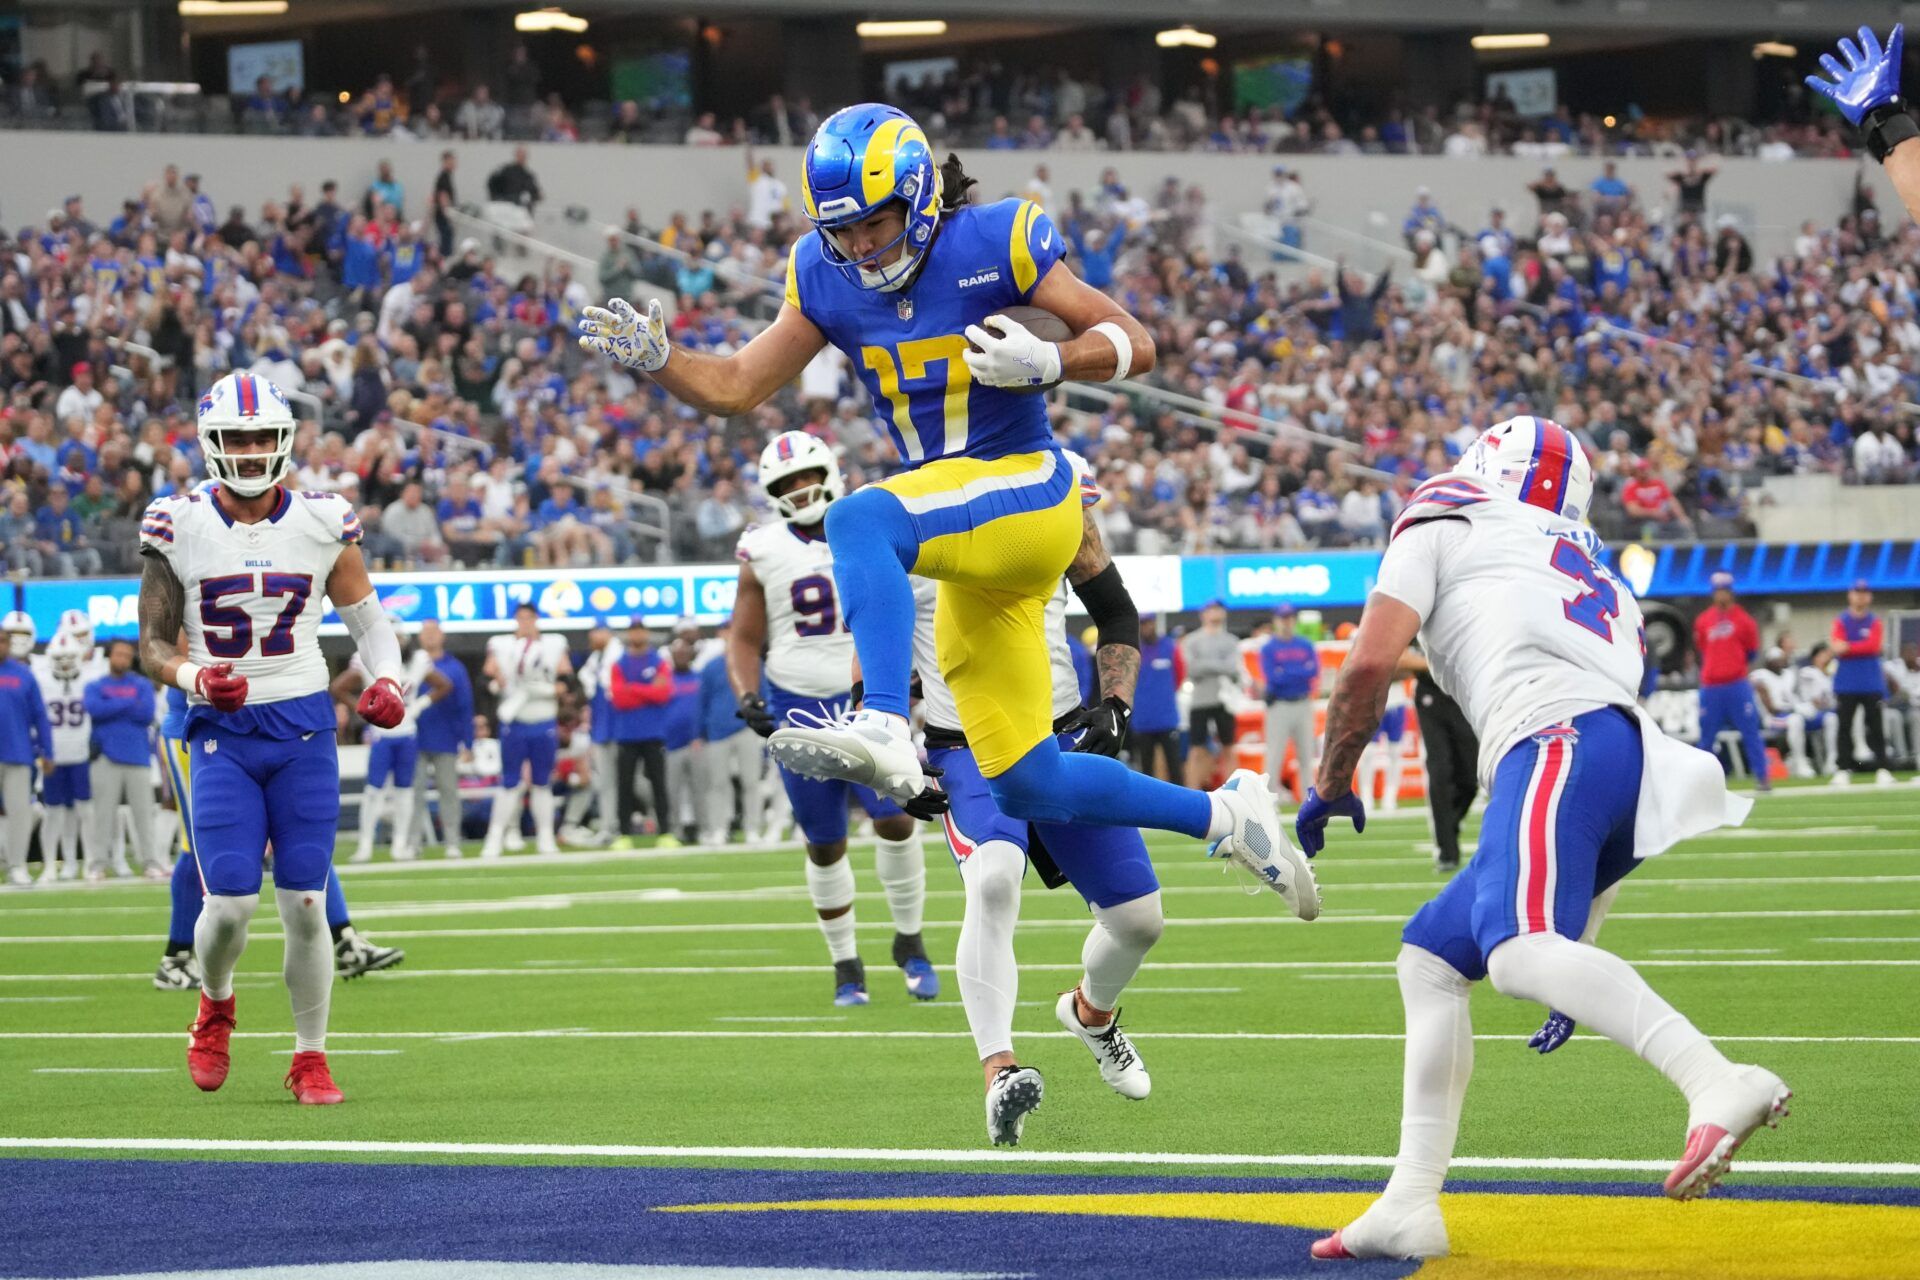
(481, 603, 573, 858)
(1297, 417, 1781, 1262)
(727, 431, 936, 1006)
(334, 628, 449, 863)
(138, 371, 409, 1107)
(32, 633, 93, 883)
(1750, 647, 1816, 779)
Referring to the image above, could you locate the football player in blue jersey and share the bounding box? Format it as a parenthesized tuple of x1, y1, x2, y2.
(581, 105, 1302, 909)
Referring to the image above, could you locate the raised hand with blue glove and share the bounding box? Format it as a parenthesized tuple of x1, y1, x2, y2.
(1807, 25, 1919, 162)
(1294, 786, 1366, 859)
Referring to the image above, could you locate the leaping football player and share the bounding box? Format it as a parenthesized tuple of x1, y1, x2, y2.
(579, 105, 1298, 897)
(1295, 416, 1784, 1262)
(138, 372, 411, 1105)
(727, 431, 936, 1006)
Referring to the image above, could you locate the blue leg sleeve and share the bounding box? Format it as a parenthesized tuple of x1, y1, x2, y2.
(987, 737, 1213, 838)
(824, 487, 920, 719)
(166, 850, 202, 952)
(325, 869, 350, 931)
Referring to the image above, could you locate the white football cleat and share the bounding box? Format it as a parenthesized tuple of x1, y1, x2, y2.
(348, 846, 374, 865)
(1055, 990, 1149, 1100)
(37, 862, 61, 886)
(1875, 768, 1897, 787)
(7, 866, 32, 887)
(1206, 769, 1320, 920)
(1831, 771, 1853, 787)
(1790, 760, 1816, 780)
(1310, 1198, 1449, 1261)
(984, 1065, 1045, 1146)
(769, 707, 925, 804)
(1665, 1064, 1791, 1201)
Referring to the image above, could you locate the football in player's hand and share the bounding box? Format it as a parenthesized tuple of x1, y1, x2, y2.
(972, 306, 1071, 395)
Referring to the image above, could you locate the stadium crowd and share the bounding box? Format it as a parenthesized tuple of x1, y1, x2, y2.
(2, 43, 1866, 160)
(3, 143, 1919, 578)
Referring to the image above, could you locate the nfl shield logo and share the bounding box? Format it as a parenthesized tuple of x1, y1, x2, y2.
(897, 297, 914, 322)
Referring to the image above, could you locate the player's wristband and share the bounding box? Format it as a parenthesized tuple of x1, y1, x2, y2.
(174, 661, 204, 696)
(1089, 321, 1134, 382)
(1863, 101, 1920, 162)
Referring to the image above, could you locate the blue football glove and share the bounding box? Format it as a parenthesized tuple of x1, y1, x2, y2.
(1529, 1011, 1576, 1054)
(1294, 786, 1366, 859)
(1806, 24, 1905, 125)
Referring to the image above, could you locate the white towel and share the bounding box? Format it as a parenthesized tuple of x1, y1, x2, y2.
(1631, 704, 1753, 860)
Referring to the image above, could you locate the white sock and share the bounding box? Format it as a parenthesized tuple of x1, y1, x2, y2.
(804, 856, 858, 963)
(1380, 944, 1475, 1207)
(387, 785, 415, 857)
(40, 808, 65, 871)
(530, 786, 557, 848)
(194, 893, 258, 1002)
(1486, 932, 1733, 1113)
(1205, 792, 1235, 841)
(956, 840, 1023, 1060)
(1081, 891, 1164, 1012)
(484, 785, 523, 848)
(275, 886, 333, 1054)
(357, 784, 383, 856)
(873, 832, 927, 936)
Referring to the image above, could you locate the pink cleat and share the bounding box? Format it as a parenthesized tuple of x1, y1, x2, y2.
(1665, 1065, 1791, 1201)
(1307, 1201, 1447, 1261)
(1310, 1230, 1355, 1260)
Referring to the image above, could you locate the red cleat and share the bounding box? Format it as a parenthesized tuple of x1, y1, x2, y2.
(1310, 1231, 1354, 1260)
(284, 1051, 344, 1105)
(186, 994, 236, 1092)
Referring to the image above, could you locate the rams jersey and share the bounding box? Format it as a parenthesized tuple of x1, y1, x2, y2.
(139, 486, 357, 713)
(784, 198, 1067, 466)
(487, 632, 569, 724)
(737, 520, 855, 698)
(1374, 474, 1646, 786)
(912, 574, 1079, 735)
(32, 666, 91, 765)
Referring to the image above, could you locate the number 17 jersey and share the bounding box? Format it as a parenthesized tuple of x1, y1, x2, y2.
(736, 519, 854, 698)
(1373, 474, 1645, 786)
(140, 485, 358, 731)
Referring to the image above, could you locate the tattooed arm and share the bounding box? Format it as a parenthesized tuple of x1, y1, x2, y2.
(1067, 508, 1140, 705)
(1313, 593, 1422, 802)
(137, 552, 188, 688)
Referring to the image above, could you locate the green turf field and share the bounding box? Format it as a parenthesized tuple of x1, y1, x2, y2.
(4, 779, 1917, 1192)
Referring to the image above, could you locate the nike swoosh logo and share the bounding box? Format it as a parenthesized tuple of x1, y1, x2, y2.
(1040, 229, 1053, 250)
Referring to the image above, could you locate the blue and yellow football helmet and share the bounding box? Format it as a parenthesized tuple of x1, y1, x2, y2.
(801, 103, 941, 293)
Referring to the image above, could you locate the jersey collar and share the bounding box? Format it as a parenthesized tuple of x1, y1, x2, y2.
(209, 484, 291, 527)
(786, 520, 826, 544)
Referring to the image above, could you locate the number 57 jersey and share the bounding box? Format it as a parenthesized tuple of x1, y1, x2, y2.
(1375, 474, 1645, 786)
(736, 520, 855, 698)
(140, 487, 359, 715)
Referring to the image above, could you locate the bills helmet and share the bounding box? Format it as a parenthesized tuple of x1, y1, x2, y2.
(199, 372, 296, 498)
(758, 431, 844, 526)
(47, 632, 85, 680)
(1454, 415, 1594, 523)
(801, 104, 940, 293)
(2, 610, 34, 660)
(55, 608, 94, 652)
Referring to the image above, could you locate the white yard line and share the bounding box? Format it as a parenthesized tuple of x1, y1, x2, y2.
(0, 1135, 1912, 1178)
(0, 1029, 1913, 1044)
(29, 1068, 173, 1075)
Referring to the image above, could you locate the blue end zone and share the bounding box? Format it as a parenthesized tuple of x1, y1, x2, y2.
(3, 1161, 1914, 1278)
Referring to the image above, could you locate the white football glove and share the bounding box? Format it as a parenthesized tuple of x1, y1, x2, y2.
(578, 296, 670, 374)
(962, 314, 1063, 389)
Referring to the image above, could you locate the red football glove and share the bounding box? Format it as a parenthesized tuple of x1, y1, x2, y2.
(195, 662, 249, 713)
(357, 676, 406, 730)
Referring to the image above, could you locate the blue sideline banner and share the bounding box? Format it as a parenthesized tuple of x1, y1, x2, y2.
(17, 540, 1920, 641)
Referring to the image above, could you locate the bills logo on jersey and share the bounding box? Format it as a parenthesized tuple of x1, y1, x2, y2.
(198, 392, 216, 418)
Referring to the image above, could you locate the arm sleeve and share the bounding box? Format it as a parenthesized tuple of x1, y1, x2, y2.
(1068, 561, 1140, 654)
(336, 592, 403, 684)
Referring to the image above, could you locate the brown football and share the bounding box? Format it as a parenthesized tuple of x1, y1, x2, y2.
(972, 304, 1072, 394)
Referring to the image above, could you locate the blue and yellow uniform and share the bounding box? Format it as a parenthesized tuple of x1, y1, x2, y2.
(789, 196, 1082, 774)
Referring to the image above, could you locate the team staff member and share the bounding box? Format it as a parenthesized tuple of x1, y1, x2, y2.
(412, 620, 475, 857)
(1127, 614, 1181, 782)
(85, 639, 160, 877)
(1182, 602, 1242, 788)
(695, 621, 763, 844)
(609, 623, 676, 846)
(1831, 580, 1896, 785)
(1258, 604, 1319, 801)
(1692, 572, 1770, 792)
(660, 626, 704, 844)
(1405, 649, 1477, 875)
(0, 611, 54, 886)
(570, 627, 621, 845)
